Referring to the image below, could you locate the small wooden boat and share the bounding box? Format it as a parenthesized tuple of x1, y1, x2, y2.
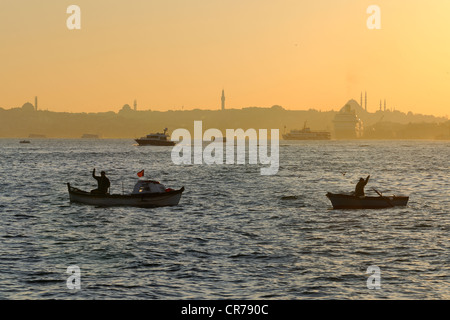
(67, 180, 184, 207)
(326, 192, 409, 209)
(19, 140, 31, 144)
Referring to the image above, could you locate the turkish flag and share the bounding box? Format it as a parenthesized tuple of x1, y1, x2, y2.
(137, 170, 144, 177)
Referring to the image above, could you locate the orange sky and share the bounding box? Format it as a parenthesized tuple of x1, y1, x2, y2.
(0, 0, 449, 116)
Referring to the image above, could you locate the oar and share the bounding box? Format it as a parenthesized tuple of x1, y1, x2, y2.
(372, 187, 394, 207)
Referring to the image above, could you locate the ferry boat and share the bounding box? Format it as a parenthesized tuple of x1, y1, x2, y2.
(282, 122, 331, 140)
(135, 128, 176, 146)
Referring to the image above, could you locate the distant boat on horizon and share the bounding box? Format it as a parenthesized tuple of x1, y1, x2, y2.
(19, 140, 31, 144)
(28, 134, 46, 138)
(81, 134, 100, 139)
(435, 134, 450, 140)
(283, 121, 331, 140)
(135, 128, 177, 146)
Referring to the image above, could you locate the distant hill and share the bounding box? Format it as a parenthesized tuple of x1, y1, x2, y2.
(0, 103, 448, 139)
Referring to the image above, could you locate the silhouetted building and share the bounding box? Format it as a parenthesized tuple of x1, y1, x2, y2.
(35, 96, 38, 111)
(134, 100, 137, 111)
(333, 100, 364, 139)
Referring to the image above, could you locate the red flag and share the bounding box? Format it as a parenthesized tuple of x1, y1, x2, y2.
(137, 170, 144, 177)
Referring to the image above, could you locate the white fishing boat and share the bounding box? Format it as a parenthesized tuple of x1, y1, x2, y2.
(67, 179, 184, 207)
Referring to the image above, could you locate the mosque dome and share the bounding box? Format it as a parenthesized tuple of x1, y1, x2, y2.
(119, 104, 133, 114)
(21, 102, 35, 112)
(339, 99, 364, 114)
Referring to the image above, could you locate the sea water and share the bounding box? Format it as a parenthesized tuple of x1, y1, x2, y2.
(0, 139, 448, 299)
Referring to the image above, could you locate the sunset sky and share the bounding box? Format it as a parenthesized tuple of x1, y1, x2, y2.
(1, 0, 449, 116)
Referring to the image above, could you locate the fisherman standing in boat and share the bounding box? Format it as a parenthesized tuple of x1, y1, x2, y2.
(91, 168, 110, 194)
(354, 175, 370, 197)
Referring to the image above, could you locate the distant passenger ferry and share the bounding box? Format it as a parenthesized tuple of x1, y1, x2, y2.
(283, 122, 331, 140)
(135, 128, 177, 146)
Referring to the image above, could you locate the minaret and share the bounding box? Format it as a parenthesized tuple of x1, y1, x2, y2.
(134, 99, 137, 111)
(221, 89, 225, 110)
(365, 92, 367, 112)
(384, 99, 386, 112)
(360, 92, 363, 109)
(380, 100, 382, 111)
(35, 96, 38, 111)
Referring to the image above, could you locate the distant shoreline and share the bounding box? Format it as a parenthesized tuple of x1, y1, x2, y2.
(1, 104, 448, 140)
(3, 137, 449, 141)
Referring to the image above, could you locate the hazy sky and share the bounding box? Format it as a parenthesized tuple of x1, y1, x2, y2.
(1, 0, 449, 116)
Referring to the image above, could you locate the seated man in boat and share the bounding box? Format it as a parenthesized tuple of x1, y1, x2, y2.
(354, 175, 370, 197)
(91, 168, 110, 194)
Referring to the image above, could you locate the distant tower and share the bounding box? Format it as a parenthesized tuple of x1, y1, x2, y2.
(221, 89, 225, 110)
(365, 92, 367, 111)
(380, 100, 382, 111)
(360, 92, 363, 108)
(35, 96, 38, 111)
(384, 99, 386, 111)
(134, 99, 137, 111)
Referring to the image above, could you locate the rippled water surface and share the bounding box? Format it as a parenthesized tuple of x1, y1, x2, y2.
(0, 139, 448, 299)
